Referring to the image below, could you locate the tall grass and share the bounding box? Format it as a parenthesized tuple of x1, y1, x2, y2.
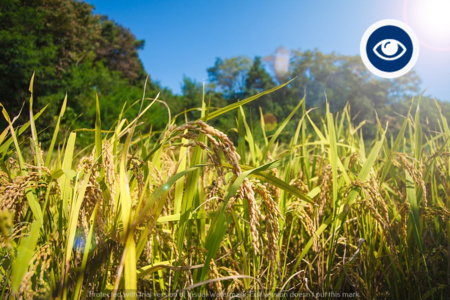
(0, 79, 449, 299)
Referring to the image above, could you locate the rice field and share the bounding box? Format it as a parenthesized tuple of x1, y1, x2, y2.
(0, 79, 449, 299)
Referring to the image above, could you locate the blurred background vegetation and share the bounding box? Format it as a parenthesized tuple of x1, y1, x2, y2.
(1, 0, 449, 145)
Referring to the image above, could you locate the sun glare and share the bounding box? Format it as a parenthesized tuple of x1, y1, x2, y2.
(404, 0, 450, 51)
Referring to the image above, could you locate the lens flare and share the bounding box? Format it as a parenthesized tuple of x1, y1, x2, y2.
(404, 0, 450, 51)
(274, 47, 290, 81)
(73, 227, 97, 253)
(263, 113, 278, 132)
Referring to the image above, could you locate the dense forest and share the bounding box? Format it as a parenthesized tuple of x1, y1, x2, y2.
(1, 0, 449, 144)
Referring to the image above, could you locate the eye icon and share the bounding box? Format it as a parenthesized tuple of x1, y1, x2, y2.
(373, 39, 406, 61)
(361, 20, 419, 78)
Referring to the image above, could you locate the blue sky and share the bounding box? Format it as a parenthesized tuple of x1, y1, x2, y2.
(86, 0, 450, 102)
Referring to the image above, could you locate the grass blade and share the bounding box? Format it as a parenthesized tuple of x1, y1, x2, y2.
(11, 220, 41, 294)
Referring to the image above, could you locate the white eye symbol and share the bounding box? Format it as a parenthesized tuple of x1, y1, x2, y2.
(373, 39, 406, 61)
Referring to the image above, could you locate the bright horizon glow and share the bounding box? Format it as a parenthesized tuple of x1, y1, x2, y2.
(404, 0, 450, 51)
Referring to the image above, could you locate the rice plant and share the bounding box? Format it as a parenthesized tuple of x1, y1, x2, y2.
(0, 78, 448, 299)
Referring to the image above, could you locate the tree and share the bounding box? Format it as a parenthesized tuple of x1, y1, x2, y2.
(207, 56, 251, 99)
(245, 56, 275, 94)
(0, 0, 155, 140)
(95, 17, 146, 83)
(206, 48, 445, 142)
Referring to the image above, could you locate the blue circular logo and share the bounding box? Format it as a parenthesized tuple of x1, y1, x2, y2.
(360, 20, 419, 78)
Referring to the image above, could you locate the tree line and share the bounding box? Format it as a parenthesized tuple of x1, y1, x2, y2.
(1, 0, 449, 145)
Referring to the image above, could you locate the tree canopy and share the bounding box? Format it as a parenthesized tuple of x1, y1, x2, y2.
(204, 48, 449, 141)
(0, 0, 162, 138)
(1, 0, 449, 145)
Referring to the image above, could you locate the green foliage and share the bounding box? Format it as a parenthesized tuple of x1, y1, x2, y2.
(203, 48, 450, 144)
(1, 5, 450, 297)
(207, 56, 252, 98)
(2, 0, 447, 149)
(0, 81, 449, 299)
(0, 0, 163, 145)
(245, 56, 275, 94)
(96, 16, 146, 83)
